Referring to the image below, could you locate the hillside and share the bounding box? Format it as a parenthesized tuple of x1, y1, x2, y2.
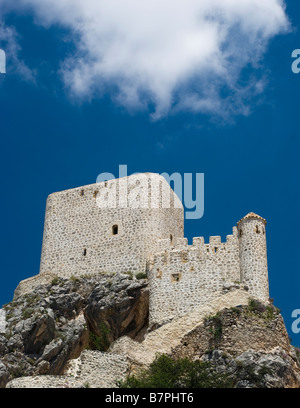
(1, 273, 299, 388)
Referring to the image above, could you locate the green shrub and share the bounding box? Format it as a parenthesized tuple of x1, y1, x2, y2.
(230, 307, 242, 316)
(89, 323, 110, 351)
(205, 313, 223, 340)
(10, 362, 27, 379)
(119, 354, 234, 388)
(51, 277, 59, 286)
(135, 272, 147, 280)
(22, 308, 34, 319)
(248, 298, 266, 314)
(124, 271, 133, 280)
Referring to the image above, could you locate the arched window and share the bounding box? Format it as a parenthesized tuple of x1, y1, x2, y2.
(112, 225, 118, 235)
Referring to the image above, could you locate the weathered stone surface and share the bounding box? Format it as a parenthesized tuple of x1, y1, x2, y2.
(1, 269, 300, 388)
(170, 303, 300, 388)
(171, 304, 292, 359)
(110, 289, 252, 370)
(84, 275, 149, 345)
(66, 350, 129, 388)
(0, 273, 148, 388)
(40, 338, 64, 362)
(0, 361, 9, 388)
(200, 348, 300, 388)
(38, 174, 184, 280)
(6, 375, 84, 388)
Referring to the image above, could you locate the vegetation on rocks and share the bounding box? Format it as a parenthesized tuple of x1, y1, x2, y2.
(0, 273, 149, 388)
(119, 353, 234, 388)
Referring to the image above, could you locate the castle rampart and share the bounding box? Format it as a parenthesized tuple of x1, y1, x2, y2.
(15, 175, 269, 329)
(148, 214, 269, 327)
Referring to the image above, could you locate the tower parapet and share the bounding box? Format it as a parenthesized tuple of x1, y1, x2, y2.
(148, 213, 269, 327)
(237, 212, 269, 302)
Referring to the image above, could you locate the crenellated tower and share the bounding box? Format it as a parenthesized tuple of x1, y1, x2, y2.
(237, 212, 269, 302)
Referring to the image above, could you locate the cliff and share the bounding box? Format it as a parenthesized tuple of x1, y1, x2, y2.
(0, 273, 299, 388)
(0, 273, 148, 388)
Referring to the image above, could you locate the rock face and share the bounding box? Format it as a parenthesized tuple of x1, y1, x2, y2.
(6, 350, 129, 388)
(171, 304, 300, 388)
(0, 273, 148, 388)
(1, 273, 300, 388)
(85, 278, 149, 344)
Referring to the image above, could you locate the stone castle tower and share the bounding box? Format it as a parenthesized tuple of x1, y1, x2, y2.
(238, 213, 269, 303)
(39, 173, 184, 278)
(15, 173, 269, 328)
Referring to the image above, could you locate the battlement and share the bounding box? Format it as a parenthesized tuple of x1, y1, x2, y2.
(155, 226, 238, 255)
(148, 219, 268, 327)
(36, 174, 269, 329)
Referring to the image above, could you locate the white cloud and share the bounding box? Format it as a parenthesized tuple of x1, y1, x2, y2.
(1, 0, 289, 119)
(0, 18, 34, 81)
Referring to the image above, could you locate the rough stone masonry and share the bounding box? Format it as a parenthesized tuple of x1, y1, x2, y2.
(15, 173, 269, 328)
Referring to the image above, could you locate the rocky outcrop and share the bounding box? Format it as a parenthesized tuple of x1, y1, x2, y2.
(1, 273, 300, 388)
(171, 303, 300, 388)
(85, 278, 149, 344)
(199, 348, 300, 388)
(0, 273, 148, 388)
(6, 350, 129, 388)
(110, 289, 252, 370)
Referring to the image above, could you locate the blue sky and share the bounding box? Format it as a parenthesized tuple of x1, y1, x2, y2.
(1, 0, 300, 346)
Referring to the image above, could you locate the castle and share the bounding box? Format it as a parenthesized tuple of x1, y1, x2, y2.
(16, 173, 269, 328)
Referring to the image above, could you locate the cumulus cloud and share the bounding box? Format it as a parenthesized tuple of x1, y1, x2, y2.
(1, 0, 289, 119)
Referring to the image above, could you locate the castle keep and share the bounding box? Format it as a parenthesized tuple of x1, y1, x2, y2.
(17, 173, 269, 328)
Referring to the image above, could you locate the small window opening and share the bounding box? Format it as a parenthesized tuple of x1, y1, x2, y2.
(112, 224, 118, 235)
(80, 190, 84, 196)
(239, 229, 242, 237)
(83, 248, 87, 256)
(214, 247, 218, 253)
(170, 234, 173, 245)
(104, 182, 108, 187)
(256, 225, 260, 234)
(171, 273, 180, 282)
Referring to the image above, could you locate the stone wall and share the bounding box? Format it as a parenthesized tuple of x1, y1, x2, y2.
(238, 216, 269, 302)
(14, 272, 56, 299)
(148, 228, 241, 327)
(39, 173, 184, 278)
